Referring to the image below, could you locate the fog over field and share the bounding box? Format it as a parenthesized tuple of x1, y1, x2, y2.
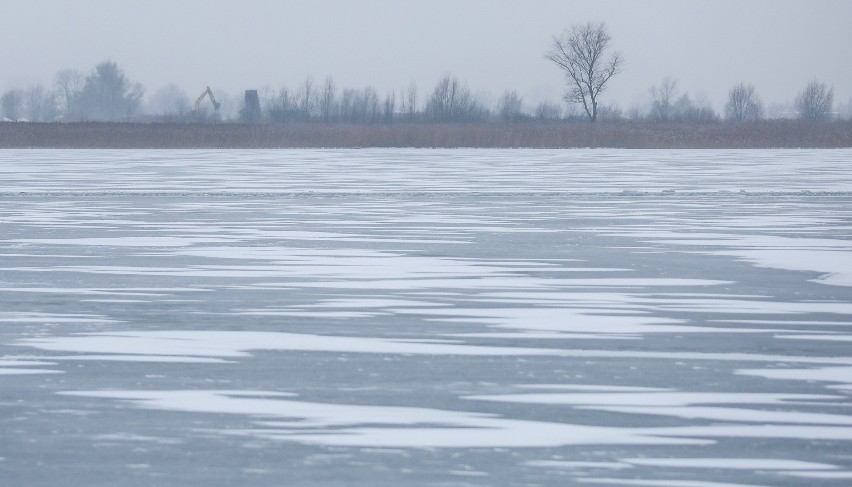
(1, 0, 851, 114)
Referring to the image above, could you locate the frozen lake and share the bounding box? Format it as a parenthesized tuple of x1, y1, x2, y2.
(1, 149, 852, 486)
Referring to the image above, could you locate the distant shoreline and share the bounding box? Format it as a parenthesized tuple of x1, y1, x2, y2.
(1, 120, 850, 149)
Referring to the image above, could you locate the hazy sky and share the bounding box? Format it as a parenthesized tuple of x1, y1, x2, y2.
(2, 0, 850, 112)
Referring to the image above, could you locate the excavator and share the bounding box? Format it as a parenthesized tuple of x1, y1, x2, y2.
(194, 86, 221, 113)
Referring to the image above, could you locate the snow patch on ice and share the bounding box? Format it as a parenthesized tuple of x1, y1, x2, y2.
(10, 236, 232, 247)
(737, 366, 852, 391)
(628, 232, 852, 288)
(776, 334, 852, 342)
(525, 460, 633, 470)
(58, 389, 710, 448)
(0, 368, 62, 375)
(392, 306, 777, 336)
(16, 330, 569, 359)
(94, 433, 184, 445)
(516, 384, 672, 392)
(468, 389, 852, 437)
(0, 312, 118, 324)
(0, 359, 62, 375)
(466, 391, 839, 407)
(649, 424, 852, 441)
(576, 478, 773, 487)
(777, 471, 852, 479)
(16, 331, 852, 366)
(577, 406, 852, 425)
(621, 458, 839, 470)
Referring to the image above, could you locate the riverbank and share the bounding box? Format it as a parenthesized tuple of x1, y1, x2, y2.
(2, 120, 850, 149)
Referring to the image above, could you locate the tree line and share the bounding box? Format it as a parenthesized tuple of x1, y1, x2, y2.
(1, 25, 847, 124)
(2, 62, 143, 123)
(545, 22, 840, 123)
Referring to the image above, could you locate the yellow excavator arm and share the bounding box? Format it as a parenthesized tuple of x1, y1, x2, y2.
(194, 86, 221, 112)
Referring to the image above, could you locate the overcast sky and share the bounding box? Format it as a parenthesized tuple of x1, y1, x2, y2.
(2, 0, 850, 112)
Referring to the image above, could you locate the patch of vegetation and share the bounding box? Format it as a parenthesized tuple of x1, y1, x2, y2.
(2, 120, 850, 149)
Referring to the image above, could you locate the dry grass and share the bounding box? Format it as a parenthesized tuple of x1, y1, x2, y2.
(1, 120, 850, 149)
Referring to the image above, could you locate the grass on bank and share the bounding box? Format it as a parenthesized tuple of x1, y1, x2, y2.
(1, 120, 850, 149)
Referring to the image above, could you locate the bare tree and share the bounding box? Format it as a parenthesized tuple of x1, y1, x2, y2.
(337, 87, 381, 123)
(795, 80, 833, 121)
(399, 87, 408, 115)
(399, 82, 418, 120)
(426, 75, 485, 122)
(362, 87, 380, 123)
(498, 90, 524, 121)
(1, 90, 24, 120)
(535, 100, 562, 121)
(278, 87, 294, 113)
(383, 92, 396, 123)
(648, 79, 717, 121)
(25, 85, 46, 121)
(838, 97, 852, 120)
(319, 77, 337, 122)
(596, 104, 623, 121)
(298, 77, 314, 119)
(54, 69, 84, 119)
(545, 21, 622, 122)
(427, 75, 457, 121)
(649, 77, 678, 121)
(674, 92, 717, 121)
(149, 84, 190, 118)
(725, 83, 763, 121)
(267, 86, 299, 122)
(339, 89, 354, 122)
(406, 81, 418, 117)
(25, 84, 58, 122)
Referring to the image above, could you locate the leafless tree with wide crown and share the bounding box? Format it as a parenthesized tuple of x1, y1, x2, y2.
(545, 22, 623, 123)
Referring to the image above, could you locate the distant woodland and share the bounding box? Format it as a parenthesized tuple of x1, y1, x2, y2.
(2, 22, 850, 148)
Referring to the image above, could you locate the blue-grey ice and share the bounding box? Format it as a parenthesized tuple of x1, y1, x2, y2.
(1, 149, 851, 486)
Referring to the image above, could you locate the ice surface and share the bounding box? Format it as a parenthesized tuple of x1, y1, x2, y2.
(525, 460, 634, 470)
(576, 479, 773, 487)
(17, 330, 852, 365)
(18, 330, 575, 358)
(466, 391, 841, 406)
(737, 366, 852, 391)
(777, 471, 852, 478)
(0, 312, 118, 323)
(776, 334, 852, 341)
(0, 359, 62, 375)
(621, 458, 839, 470)
(2, 149, 851, 194)
(572, 406, 852, 425)
(648, 425, 852, 441)
(529, 458, 842, 472)
(60, 389, 709, 448)
(0, 368, 62, 375)
(0, 359, 56, 367)
(606, 233, 852, 288)
(1, 149, 851, 486)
